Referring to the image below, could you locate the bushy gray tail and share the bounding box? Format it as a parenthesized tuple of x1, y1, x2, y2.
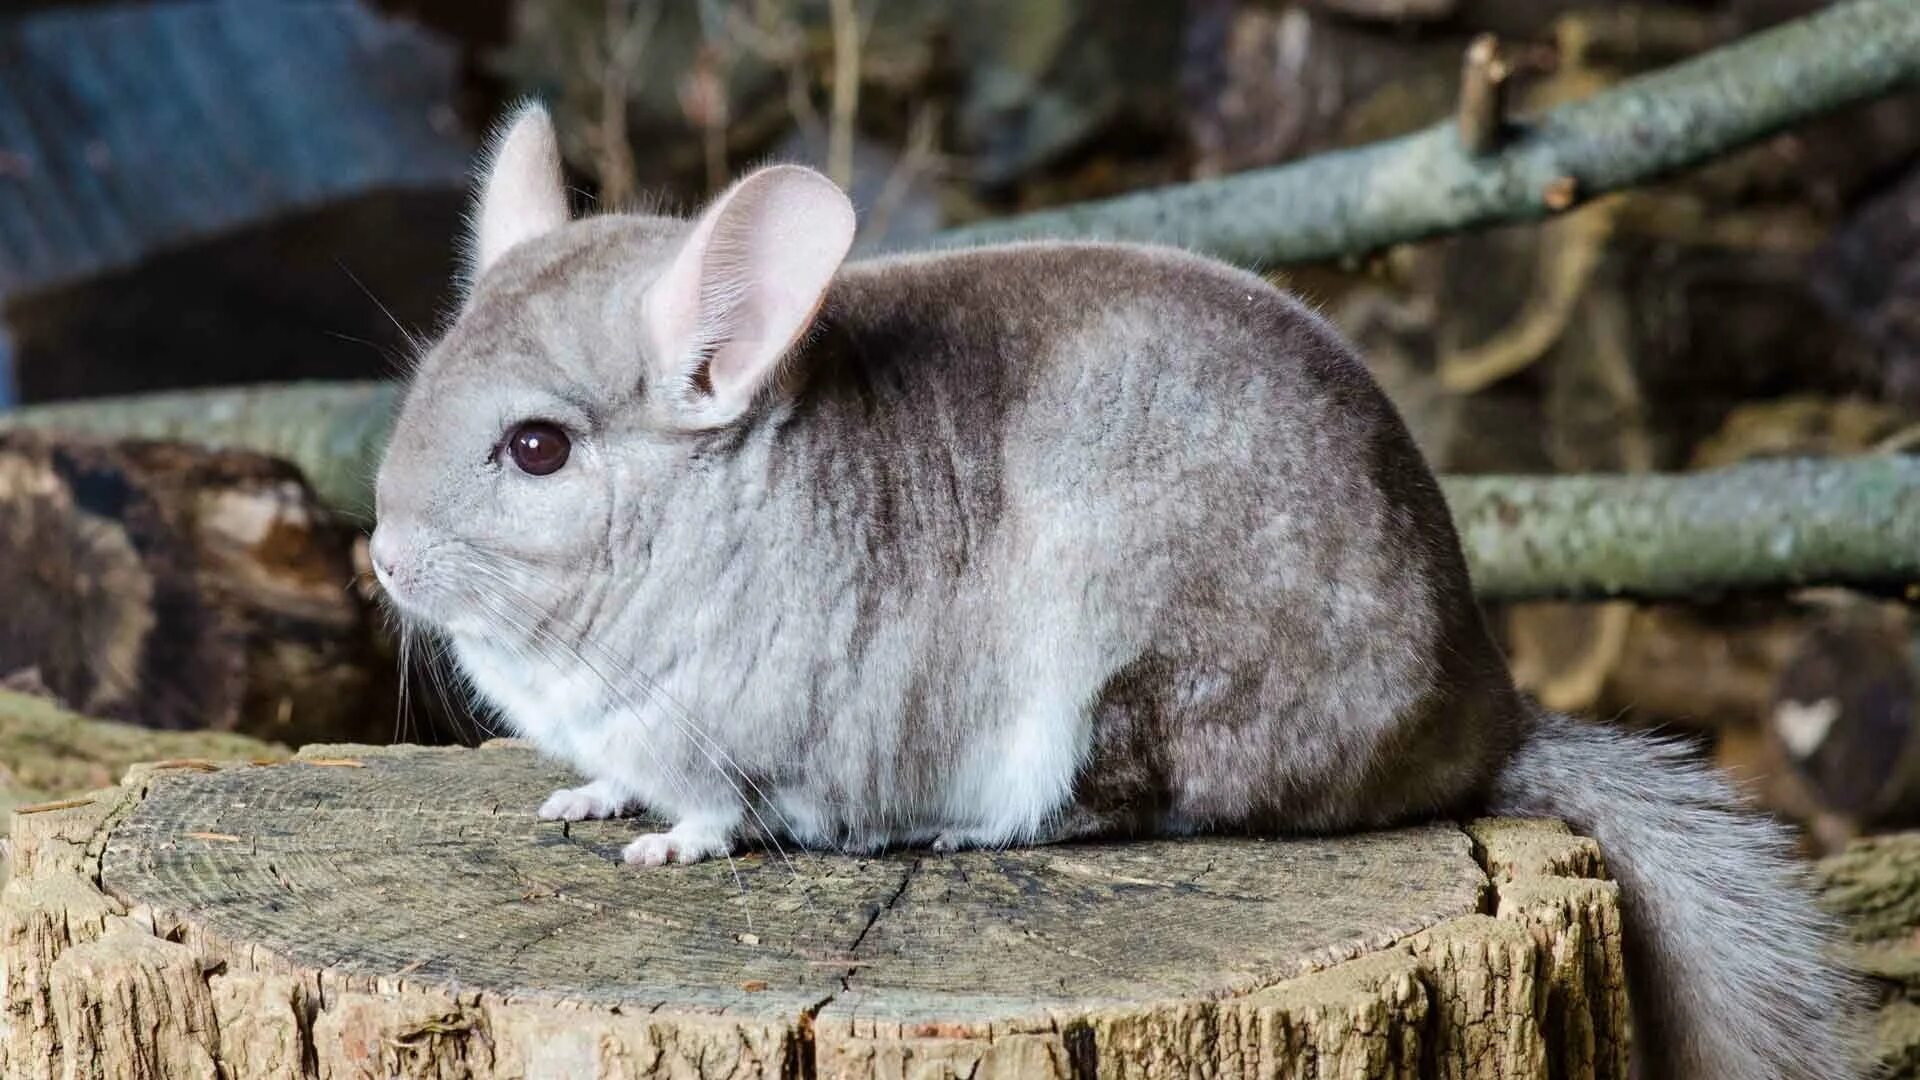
(1491, 710, 1864, 1080)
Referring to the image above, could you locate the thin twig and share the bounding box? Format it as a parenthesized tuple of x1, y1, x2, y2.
(863, 104, 941, 247)
(589, 0, 662, 208)
(826, 0, 862, 190)
(1873, 422, 1920, 455)
(1437, 198, 1617, 392)
(1457, 33, 1511, 155)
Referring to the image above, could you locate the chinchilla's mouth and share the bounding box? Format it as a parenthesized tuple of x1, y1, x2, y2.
(370, 564, 461, 632)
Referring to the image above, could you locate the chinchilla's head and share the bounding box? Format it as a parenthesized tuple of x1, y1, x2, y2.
(369, 102, 855, 639)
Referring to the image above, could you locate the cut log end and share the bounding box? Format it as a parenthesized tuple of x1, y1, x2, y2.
(2, 742, 1633, 1078)
(0, 431, 389, 744)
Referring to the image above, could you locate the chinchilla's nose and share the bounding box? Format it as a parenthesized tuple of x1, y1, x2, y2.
(368, 526, 408, 586)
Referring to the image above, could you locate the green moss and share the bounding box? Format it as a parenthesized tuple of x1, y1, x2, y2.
(0, 689, 284, 818)
(1875, 1001, 1920, 1076)
(1817, 833, 1920, 944)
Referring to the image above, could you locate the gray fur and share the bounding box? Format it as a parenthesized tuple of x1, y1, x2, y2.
(1494, 713, 1866, 1080)
(373, 152, 1861, 1076)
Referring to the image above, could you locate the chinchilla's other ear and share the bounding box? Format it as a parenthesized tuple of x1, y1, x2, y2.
(641, 165, 855, 428)
(463, 101, 570, 292)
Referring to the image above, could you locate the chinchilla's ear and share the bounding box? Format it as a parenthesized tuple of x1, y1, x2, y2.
(464, 101, 570, 291)
(640, 164, 855, 428)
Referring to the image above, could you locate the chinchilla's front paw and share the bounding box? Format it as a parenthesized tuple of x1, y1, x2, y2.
(622, 818, 737, 867)
(932, 828, 992, 853)
(538, 779, 636, 822)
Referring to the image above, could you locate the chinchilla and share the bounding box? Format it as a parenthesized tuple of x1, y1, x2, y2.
(370, 103, 1860, 1079)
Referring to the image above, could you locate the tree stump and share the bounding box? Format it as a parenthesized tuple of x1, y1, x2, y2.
(1, 742, 1632, 1079)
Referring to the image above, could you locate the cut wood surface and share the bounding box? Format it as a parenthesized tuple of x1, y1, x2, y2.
(1, 742, 1633, 1079)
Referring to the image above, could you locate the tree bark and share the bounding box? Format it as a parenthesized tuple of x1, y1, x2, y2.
(930, 0, 1920, 266)
(0, 741, 1631, 1079)
(0, 382, 400, 525)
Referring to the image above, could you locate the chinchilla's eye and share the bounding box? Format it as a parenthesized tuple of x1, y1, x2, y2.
(506, 421, 571, 476)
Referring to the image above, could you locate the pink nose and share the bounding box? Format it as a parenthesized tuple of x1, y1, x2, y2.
(368, 527, 405, 581)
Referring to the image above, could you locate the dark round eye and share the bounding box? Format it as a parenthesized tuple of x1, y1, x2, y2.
(506, 421, 570, 476)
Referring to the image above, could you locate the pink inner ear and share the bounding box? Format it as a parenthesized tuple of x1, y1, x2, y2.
(642, 215, 716, 377)
(645, 166, 856, 418)
(472, 106, 569, 279)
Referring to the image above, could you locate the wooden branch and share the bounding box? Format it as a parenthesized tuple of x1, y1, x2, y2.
(5, 385, 1917, 601)
(0, 742, 1630, 1078)
(929, 0, 1920, 265)
(1450, 456, 1920, 601)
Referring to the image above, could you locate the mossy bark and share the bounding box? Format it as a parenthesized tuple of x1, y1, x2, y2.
(1447, 456, 1920, 600)
(1817, 831, 1920, 1073)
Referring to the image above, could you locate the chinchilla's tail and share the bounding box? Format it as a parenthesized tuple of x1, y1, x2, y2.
(1490, 709, 1864, 1080)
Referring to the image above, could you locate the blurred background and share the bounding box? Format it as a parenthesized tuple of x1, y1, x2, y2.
(1, 1, 1918, 859)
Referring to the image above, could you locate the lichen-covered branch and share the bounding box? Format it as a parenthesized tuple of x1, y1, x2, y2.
(1447, 456, 1920, 601)
(930, 0, 1920, 265)
(5, 385, 1916, 601)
